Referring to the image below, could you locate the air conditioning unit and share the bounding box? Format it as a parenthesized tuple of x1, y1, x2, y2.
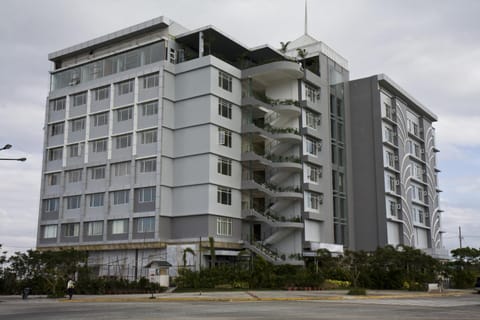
(394, 155, 399, 161)
(395, 180, 400, 186)
(397, 204, 402, 210)
(423, 191, 428, 196)
(421, 148, 425, 154)
(69, 78, 80, 86)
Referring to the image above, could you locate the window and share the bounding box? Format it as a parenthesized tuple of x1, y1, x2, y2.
(305, 84, 319, 103)
(91, 139, 107, 153)
(48, 147, 63, 161)
(71, 117, 86, 132)
(413, 207, 425, 224)
(43, 225, 57, 239)
(89, 193, 104, 207)
(140, 129, 157, 144)
(141, 101, 158, 116)
(86, 221, 103, 236)
(113, 190, 129, 205)
(66, 196, 81, 210)
(412, 185, 425, 202)
(117, 79, 134, 95)
(218, 128, 232, 147)
(44, 198, 59, 212)
(112, 162, 131, 176)
(306, 192, 322, 211)
(388, 175, 396, 192)
(90, 166, 105, 180)
(63, 223, 79, 237)
(413, 163, 424, 180)
(388, 200, 397, 217)
(384, 126, 395, 144)
(46, 173, 60, 186)
(72, 92, 87, 107)
(50, 98, 66, 111)
(93, 86, 109, 101)
(218, 99, 232, 119)
(67, 169, 82, 183)
(138, 158, 156, 173)
(217, 187, 232, 205)
(115, 134, 132, 149)
(142, 73, 159, 89)
(385, 150, 395, 167)
(117, 106, 133, 121)
(306, 111, 320, 129)
(50, 122, 64, 136)
(136, 217, 155, 233)
(306, 165, 322, 183)
(305, 137, 320, 155)
(137, 187, 155, 203)
(217, 157, 232, 176)
(384, 103, 394, 120)
(218, 71, 232, 92)
(112, 219, 128, 234)
(216, 217, 233, 236)
(68, 143, 83, 158)
(93, 112, 108, 126)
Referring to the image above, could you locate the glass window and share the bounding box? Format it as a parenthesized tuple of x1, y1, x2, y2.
(43, 225, 57, 238)
(115, 134, 132, 149)
(71, 118, 86, 132)
(93, 86, 110, 101)
(217, 187, 232, 205)
(218, 98, 232, 119)
(66, 195, 81, 210)
(44, 198, 59, 212)
(72, 92, 87, 107)
(50, 98, 66, 111)
(46, 173, 60, 186)
(385, 150, 395, 167)
(218, 71, 232, 92)
(50, 122, 64, 136)
(141, 101, 158, 116)
(306, 192, 322, 211)
(306, 164, 322, 183)
(48, 147, 63, 161)
(140, 130, 157, 144)
(137, 187, 155, 203)
(86, 221, 103, 236)
(138, 158, 156, 173)
(89, 193, 104, 207)
(142, 73, 159, 89)
(136, 217, 155, 233)
(306, 111, 320, 129)
(305, 84, 319, 103)
(93, 112, 109, 127)
(117, 106, 133, 121)
(218, 128, 232, 147)
(217, 157, 232, 176)
(90, 166, 105, 180)
(113, 190, 129, 205)
(67, 169, 82, 183)
(112, 219, 128, 234)
(117, 80, 134, 95)
(68, 143, 83, 158)
(63, 223, 79, 237)
(112, 161, 131, 176)
(216, 217, 233, 236)
(305, 137, 320, 155)
(91, 139, 107, 153)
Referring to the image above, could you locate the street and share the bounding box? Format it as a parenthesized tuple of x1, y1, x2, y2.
(1, 292, 479, 320)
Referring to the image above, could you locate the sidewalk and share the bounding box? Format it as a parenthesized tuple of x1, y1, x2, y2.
(1, 289, 471, 304)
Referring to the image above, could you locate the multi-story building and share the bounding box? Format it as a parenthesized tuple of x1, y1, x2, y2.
(349, 75, 446, 258)
(37, 16, 350, 279)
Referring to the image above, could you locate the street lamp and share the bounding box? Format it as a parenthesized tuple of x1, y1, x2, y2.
(0, 144, 12, 151)
(0, 144, 27, 162)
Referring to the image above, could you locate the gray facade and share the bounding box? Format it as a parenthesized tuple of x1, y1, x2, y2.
(349, 75, 446, 258)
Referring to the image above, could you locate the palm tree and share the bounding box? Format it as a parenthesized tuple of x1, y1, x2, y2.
(182, 247, 195, 269)
(279, 41, 290, 53)
(208, 237, 216, 268)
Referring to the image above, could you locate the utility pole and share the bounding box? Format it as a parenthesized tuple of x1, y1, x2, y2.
(459, 226, 463, 248)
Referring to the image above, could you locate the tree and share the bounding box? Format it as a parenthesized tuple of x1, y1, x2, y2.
(279, 41, 290, 53)
(208, 237, 216, 268)
(182, 247, 195, 269)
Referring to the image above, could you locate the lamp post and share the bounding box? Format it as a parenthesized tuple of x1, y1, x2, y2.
(0, 144, 27, 162)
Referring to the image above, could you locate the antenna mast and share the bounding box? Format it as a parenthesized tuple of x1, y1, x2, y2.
(304, 0, 308, 35)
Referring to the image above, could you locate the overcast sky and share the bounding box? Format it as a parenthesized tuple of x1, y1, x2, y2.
(1, 0, 479, 255)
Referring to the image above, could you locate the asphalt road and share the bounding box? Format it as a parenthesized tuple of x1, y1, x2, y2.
(1, 293, 480, 320)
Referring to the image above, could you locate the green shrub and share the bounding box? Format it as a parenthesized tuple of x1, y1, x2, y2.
(347, 287, 367, 295)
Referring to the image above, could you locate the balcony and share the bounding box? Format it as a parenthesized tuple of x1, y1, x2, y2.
(242, 60, 304, 86)
(241, 179, 302, 199)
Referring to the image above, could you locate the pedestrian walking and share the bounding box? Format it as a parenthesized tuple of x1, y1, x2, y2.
(67, 279, 75, 300)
